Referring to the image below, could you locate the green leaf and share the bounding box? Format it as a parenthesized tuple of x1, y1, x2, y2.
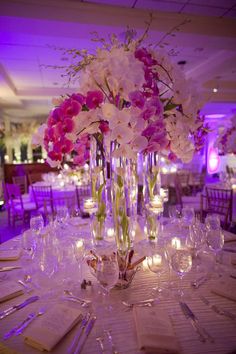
(117, 175, 123, 189)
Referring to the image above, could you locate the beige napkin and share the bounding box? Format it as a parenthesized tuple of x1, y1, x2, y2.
(0, 249, 21, 261)
(211, 279, 236, 301)
(23, 304, 82, 351)
(0, 281, 24, 303)
(133, 306, 181, 354)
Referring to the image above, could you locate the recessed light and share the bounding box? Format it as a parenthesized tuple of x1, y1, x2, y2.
(213, 88, 218, 93)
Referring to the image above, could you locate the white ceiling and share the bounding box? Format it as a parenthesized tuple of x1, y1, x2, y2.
(0, 0, 236, 124)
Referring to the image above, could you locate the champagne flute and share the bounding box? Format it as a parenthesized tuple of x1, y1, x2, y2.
(206, 227, 224, 275)
(170, 249, 192, 299)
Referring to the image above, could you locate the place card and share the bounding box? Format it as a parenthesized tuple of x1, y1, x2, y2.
(23, 304, 82, 351)
(211, 279, 236, 302)
(0, 249, 21, 261)
(0, 281, 24, 303)
(133, 306, 181, 354)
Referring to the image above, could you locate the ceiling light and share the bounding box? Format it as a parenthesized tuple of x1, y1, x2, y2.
(213, 88, 218, 93)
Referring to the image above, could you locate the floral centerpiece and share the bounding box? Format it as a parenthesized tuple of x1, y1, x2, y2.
(216, 115, 236, 155)
(33, 20, 207, 271)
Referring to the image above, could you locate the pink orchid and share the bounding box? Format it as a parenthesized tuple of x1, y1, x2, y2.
(99, 121, 110, 134)
(62, 117, 74, 133)
(62, 99, 82, 117)
(129, 91, 145, 109)
(86, 90, 104, 109)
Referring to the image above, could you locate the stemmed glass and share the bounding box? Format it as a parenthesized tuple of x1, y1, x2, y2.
(205, 219, 224, 275)
(189, 222, 206, 270)
(170, 248, 192, 299)
(73, 239, 85, 284)
(30, 213, 44, 236)
(182, 207, 195, 226)
(147, 246, 169, 298)
(86, 250, 119, 311)
(169, 205, 182, 225)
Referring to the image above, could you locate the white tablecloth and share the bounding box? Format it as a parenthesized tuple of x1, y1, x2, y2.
(0, 220, 236, 354)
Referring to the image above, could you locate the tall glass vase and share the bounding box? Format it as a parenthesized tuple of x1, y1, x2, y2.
(143, 152, 163, 243)
(89, 136, 107, 243)
(110, 146, 138, 258)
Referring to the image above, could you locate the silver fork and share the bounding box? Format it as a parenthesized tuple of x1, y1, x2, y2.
(200, 295, 236, 321)
(104, 330, 119, 354)
(122, 298, 155, 309)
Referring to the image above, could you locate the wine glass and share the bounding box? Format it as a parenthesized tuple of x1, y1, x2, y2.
(147, 247, 169, 298)
(168, 204, 182, 224)
(170, 248, 192, 299)
(86, 250, 119, 310)
(56, 205, 69, 226)
(30, 213, 44, 236)
(206, 227, 224, 275)
(189, 222, 206, 270)
(205, 214, 221, 230)
(182, 207, 195, 226)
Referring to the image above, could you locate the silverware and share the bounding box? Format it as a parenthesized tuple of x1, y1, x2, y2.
(96, 336, 105, 354)
(104, 330, 119, 354)
(74, 315, 96, 354)
(0, 266, 21, 272)
(0, 296, 39, 320)
(191, 275, 208, 289)
(179, 302, 214, 343)
(122, 299, 155, 309)
(200, 295, 236, 321)
(63, 290, 91, 307)
(18, 280, 33, 293)
(4, 307, 45, 339)
(68, 312, 91, 354)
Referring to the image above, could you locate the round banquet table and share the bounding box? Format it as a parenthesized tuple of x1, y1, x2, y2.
(29, 182, 77, 202)
(0, 218, 236, 354)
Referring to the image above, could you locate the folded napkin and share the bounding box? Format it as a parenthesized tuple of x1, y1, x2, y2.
(23, 304, 82, 351)
(211, 279, 236, 301)
(0, 281, 24, 303)
(133, 306, 181, 354)
(0, 249, 21, 261)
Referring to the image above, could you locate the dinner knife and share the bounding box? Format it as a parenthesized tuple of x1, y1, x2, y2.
(74, 315, 97, 354)
(0, 266, 22, 272)
(200, 295, 236, 321)
(0, 296, 39, 320)
(179, 302, 214, 343)
(68, 312, 91, 354)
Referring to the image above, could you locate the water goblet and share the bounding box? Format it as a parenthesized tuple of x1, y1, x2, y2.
(205, 214, 221, 230)
(30, 213, 44, 236)
(182, 207, 195, 226)
(168, 204, 182, 225)
(170, 248, 192, 299)
(147, 246, 169, 299)
(189, 222, 206, 270)
(206, 227, 224, 276)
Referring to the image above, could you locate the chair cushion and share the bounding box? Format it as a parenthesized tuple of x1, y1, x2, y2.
(14, 202, 37, 211)
(182, 195, 201, 204)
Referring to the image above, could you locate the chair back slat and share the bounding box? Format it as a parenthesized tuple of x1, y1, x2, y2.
(205, 187, 233, 229)
(12, 175, 28, 194)
(32, 185, 53, 210)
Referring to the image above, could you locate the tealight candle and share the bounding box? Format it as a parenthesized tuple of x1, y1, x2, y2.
(75, 239, 84, 249)
(160, 188, 169, 202)
(107, 228, 115, 238)
(153, 254, 162, 266)
(83, 198, 95, 210)
(232, 184, 236, 190)
(171, 237, 181, 250)
(142, 258, 149, 270)
(150, 196, 163, 209)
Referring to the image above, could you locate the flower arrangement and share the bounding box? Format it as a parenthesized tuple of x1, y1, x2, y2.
(33, 22, 206, 167)
(217, 116, 236, 155)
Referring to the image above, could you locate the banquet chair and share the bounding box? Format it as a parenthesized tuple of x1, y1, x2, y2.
(174, 176, 201, 216)
(44, 195, 77, 219)
(2, 182, 12, 226)
(28, 173, 42, 185)
(31, 185, 53, 214)
(75, 185, 91, 213)
(6, 183, 37, 226)
(204, 187, 233, 230)
(12, 175, 30, 202)
(176, 170, 190, 195)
